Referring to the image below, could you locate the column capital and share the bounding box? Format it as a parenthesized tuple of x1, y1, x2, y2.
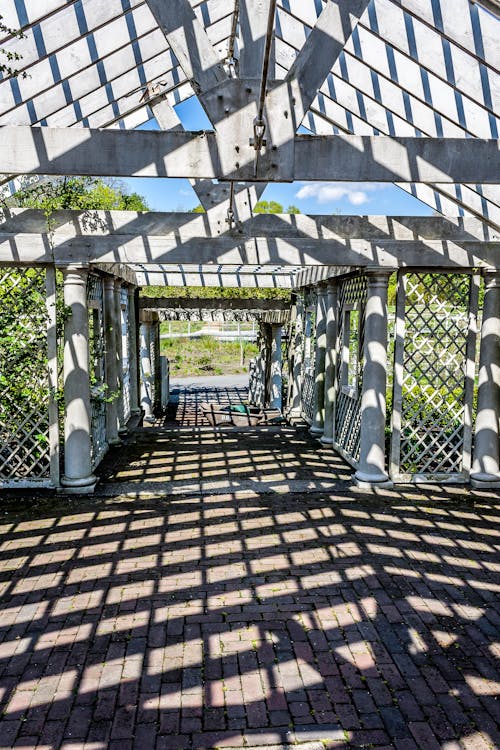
(482, 268, 500, 289)
(127, 284, 137, 297)
(61, 264, 89, 280)
(103, 276, 115, 291)
(316, 281, 329, 295)
(365, 267, 395, 281)
(326, 279, 339, 292)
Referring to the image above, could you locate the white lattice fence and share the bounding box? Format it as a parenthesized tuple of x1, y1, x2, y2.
(87, 274, 107, 470)
(390, 271, 479, 482)
(301, 372, 315, 422)
(300, 291, 317, 423)
(0, 267, 59, 486)
(332, 274, 367, 466)
(121, 287, 131, 424)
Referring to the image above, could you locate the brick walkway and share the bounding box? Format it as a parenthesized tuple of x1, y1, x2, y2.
(0, 478, 499, 749)
(160, 385, 249, 428)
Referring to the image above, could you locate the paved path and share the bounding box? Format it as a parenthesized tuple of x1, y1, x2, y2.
(169, 375, 249, 389)
(0, 486, 498, 749)
(161, 381, 249, 428)
(0, 384, 499, 749)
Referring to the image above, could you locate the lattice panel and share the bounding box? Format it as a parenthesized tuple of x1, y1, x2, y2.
(333, 275, 367, 465)
(391, 272, 477, 481)
(301, 372, 315, 422)
(300, 292, 317, 422)
(249, 357, 265, 407)
(87, 275, 107, 470)
(121, 287, 131, 424)
(0, 268, 51, 481)
(150, 324, 158, 411)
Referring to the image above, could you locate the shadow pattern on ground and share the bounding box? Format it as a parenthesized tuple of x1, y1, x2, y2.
(0, 484, 498, 750)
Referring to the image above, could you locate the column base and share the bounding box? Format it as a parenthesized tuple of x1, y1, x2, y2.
(354, 470, 393, 489)
(320, 435, 333, 445)
(108, 437, 122, 447)
(309, 425, 324, 436)
(60, 474, 97, 494)
(471, 472, 500, 489)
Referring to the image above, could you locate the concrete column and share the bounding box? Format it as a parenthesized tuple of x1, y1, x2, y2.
(140, 320, 154, 420)
(60, 266, 96, 493)
(289, 294, 305, 418)
(114, 280, 126, 434)
(310, 283, 328, 435)
(354, 270, 393, 488)
(321, 281, 339, 445)
(103, 277, 120, 445)
(127, 287, 141, 416)
(152, 321, 162, 412)
(270, 324, 283, 411)
(471, 270, 500, 488)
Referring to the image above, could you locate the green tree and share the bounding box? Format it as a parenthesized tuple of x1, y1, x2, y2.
(192, 201, 300, 215)
(141, 286, 291, 301)
(11, 176, 149, 212)
(254, 200, 283, 214)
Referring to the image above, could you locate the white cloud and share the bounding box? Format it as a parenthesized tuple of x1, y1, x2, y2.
(295, 182, 385, 206)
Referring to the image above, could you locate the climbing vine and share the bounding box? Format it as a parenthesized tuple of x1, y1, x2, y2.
(0, 14, 27, 79)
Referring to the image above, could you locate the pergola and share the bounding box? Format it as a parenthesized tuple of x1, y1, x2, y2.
(0, 0, 499, 492)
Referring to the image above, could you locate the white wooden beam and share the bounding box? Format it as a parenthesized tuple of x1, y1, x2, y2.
(239, 0, 274, 77)
(285, 0, 371, 127)
(144, 0, 227, 122)
(1, 233, 498, 268)
(1, 126, 498, 183)
(294, 133, 500, 184)
(2, 209, 496, 242)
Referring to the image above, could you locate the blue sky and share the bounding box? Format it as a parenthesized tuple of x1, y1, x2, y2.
(124, 97, 433, 217)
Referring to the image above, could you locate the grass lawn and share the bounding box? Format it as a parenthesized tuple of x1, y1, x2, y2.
(161, 335, 259, 377)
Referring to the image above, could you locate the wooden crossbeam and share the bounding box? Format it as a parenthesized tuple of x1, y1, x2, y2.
(1, 233, 497, 268)
(1, 127, 498, 183)
(2, 209, 497, 241)
(139, 297, 289, 311)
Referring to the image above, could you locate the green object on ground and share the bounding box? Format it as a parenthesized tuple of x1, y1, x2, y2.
(230, 404, 250, 414)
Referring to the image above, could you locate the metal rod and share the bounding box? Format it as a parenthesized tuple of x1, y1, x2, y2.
(257, 0, 277, 124)
(227, 0, 240, 75)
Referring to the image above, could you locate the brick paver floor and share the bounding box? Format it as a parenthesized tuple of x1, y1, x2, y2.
(0, 479, 499, 749)
(160, 385, 249, 427)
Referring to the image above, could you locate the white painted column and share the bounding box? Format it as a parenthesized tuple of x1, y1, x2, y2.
(310, 283, 328, 435)
(103, 277, 120, 445)
(153, 321, 162, 413)
(114, 280, 126, 434)
(60, 266, 96, 493)
(127, 287, 141, 417)
(321, 281, 339, 445)
(354, 270, 393, 488)
(471, 270, 500, 488)
(270, 324, 283, 411)
(140, 320, 154, 420)
(289, 294, 305, 419)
